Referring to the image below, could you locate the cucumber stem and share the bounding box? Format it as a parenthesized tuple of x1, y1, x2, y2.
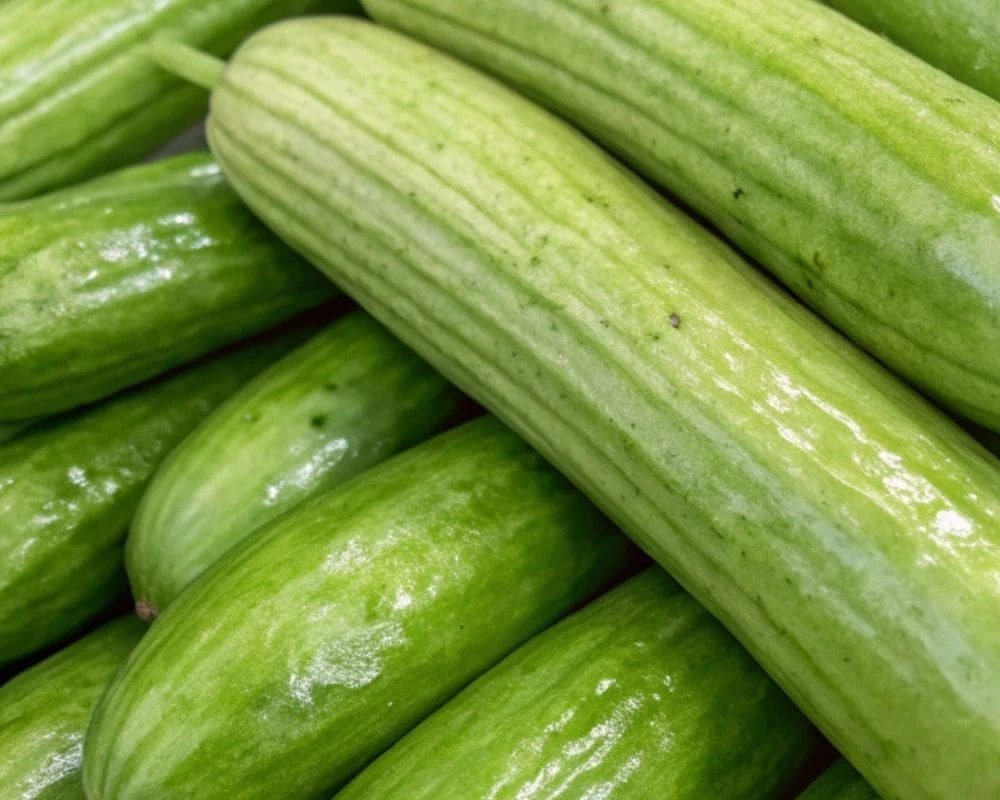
(147, 36, 225, 91)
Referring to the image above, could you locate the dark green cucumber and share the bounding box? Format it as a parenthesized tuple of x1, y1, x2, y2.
(0, 152, 334, 421)
(0, 420, 30, 444)
(822, 0, 1000, 101)
(0, 0, 360, 200)
(340, 568, 818, 800)
(172, 21, 1000, 800)
(799, 760, 881, 800)
(83, 417, 638, 800)
(0, 323, 312, 665)
(365, 0, 1000, 429)
(128, 309, 465, 615)
(0, 617, 144, 800)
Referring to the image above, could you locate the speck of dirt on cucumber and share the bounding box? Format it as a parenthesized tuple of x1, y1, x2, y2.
(310, 414, 327, 429)
(733, 187, 744, 200)
(324, 382, 338, 392)
(669, 313, 682, 329)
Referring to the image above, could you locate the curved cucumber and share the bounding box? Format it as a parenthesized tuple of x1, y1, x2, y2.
(822, 0, 1000, 101)
(364, 0, 1000, 429)
(0, 617, 144, 800)
(340, 568, 818, 800)
(83, 417, 638, 800)
(0, 323, 312, 665)
(0, 152, 334, 421)
(799, 760, 881, 800)
(128, 309, 464, 615)
(0, 0, 359, 200)
(184, 20, 1000, 799)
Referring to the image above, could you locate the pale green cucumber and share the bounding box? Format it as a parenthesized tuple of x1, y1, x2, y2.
(0, 321, 314, 665)
(799, 760, 881, 799)
(162, 21, 1000, 800)
(339, 567, 818, 799)
(128, 309, 465, 615)
(0, 617, 144, 800)
(0, 152, 334, 421)
(822, 0, 1000, 101)
(83, 417, 639, 800)
(364, 0, 1000, 430)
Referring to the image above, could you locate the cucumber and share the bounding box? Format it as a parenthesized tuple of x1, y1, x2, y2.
(0, 420, 31, 444)
(363, 0, 1000, 430)
(0, 322, 312, 665)
(83, 417, 638, 800)
(163, 20, 1000, 799)
(0, 617, 144, 800)
(0, 152, 334, 421)
(128, 309, 465, 616)
(799, 760, 881, 799)
(0, 0, 359, 200)
(822, 1, 1000, 101)
(339, 568, 818, 800)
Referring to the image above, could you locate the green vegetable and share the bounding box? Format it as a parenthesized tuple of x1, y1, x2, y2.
(0, 0, 360, 201)
(0, 617, 144, 800)
(799, 760, 881, 799)
(84, 417, 637, 799)
(161, 20, 1000, 800)
(822, 0, 1000, 101)
(364, 0, 1000, 430)
(0, 152, 334, 421)
(0, 420, 31, 444)
(340, 568, 818, 800)
(128, 309, 465, 616)
(0, 323, 312, 665)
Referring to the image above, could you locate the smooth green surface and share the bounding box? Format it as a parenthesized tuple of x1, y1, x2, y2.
(0, 152, 333, 421)
(199, 20, 1000, 800)
(0, 325, 310, 665)
(365, 0, 1000, 430)
(0, 419, 30, 444)
(128, 309, 464, 615)
(84, 417, 638, 800)
(0, 0, 359, 200)
(823, 0, 1000, 101)
(340, 568, 817, 800)
(799, 759, 881, 799)
(0, 617, 144, 800)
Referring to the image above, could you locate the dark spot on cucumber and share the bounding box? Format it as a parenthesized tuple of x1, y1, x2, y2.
(310, 414, 328, 430)
(530, 255, 541, 266)
(651, 333, 661, 341)
(324, 382, 339, 392)
(600, 319, 610, 328)
(812, 251, 826, 270)
(135, 599, 158, 622)
(669, 313, 681, 329)
(806, 277, 814, 290)
(732, 187, 744, 200)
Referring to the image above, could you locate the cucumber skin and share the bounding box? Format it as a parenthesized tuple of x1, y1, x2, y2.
(0, 152, 334, 421)
(364, 0, 1000, 430)
(83, 417, 638, 800)
(0, 324, 311, 666)
(128, 309, 465, 615)
(0, 617, 144, 800)
(799, 760, 881, 800)
(822, 0, 1000, 102)
(0, 0, 360, 201)
(340, 568, 818, 800)
(203, 20, 1000, 800)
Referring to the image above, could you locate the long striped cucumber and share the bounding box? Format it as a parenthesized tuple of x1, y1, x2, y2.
(0, 321, 313, 665)
(158, 21, 1000, 799)
(0, 617, 144, 800)
(821, 0, 1000, 101)
(0, 0, 360, 200)
(0, 152, 334, 421)
(799, 760, 881, 800)
(83, 417, 638, 799)
(128, 309, 465, 616)
(339, 567, 818, 800)
(365, 0, 1000, 429)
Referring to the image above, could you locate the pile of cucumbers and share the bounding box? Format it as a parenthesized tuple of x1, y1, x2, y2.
(1, 1, 997, 798)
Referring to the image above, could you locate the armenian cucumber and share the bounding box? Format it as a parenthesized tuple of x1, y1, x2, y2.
(0, 0, 360, 200)
(161, 20, 1000, 800)
(0, 323, 312, 665)
(364, 0, 1000, 429)
(0, 617, 144, 800)
(821, 0, 1000, 101)
(799, 760, 881, 800)
(83, 417, 638, 800)
(339, 568, 818, 800)
(0, 152, 334, 421)
(128, 309, 465, 615)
